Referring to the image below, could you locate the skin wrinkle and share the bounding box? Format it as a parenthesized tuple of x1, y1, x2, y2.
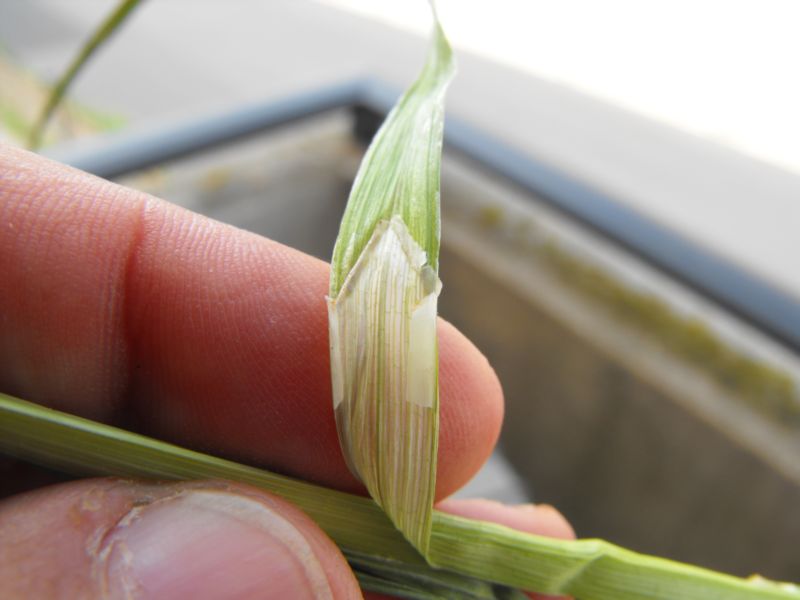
(117, 194, 148, 425)
(78, 484, 197, 572)
(92, 492, 162, 597)
(124, 201, 191, 436)
(68, 182, 134, 419)
(0, 182, 28, 400)
(0, 144, 502, 501)
(1, 156, 134, 420)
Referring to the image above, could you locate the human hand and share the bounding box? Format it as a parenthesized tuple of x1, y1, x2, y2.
(0, 144, 573, 599)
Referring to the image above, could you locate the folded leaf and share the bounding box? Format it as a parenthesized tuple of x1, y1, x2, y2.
(327, 7, 455, 556)
(329, 216, 441, 554)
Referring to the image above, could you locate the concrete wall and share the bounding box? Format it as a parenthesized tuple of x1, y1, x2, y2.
(122, 116, 800, 581)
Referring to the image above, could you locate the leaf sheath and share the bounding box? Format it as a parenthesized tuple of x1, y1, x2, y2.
(1, 393, 797, 600)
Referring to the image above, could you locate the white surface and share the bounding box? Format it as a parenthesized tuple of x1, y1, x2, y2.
(2, 0, 799, 301)
(323, 0, 800, 176)
(321, 0, 800, 303)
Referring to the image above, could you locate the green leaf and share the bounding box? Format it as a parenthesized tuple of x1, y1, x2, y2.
(27, 0, 143, 149)
(1, 392, 798, 599)
(329, 11, 454, 295)
(327, 7, 455, 556)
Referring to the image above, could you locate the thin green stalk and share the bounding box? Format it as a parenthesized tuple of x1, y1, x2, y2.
(27, 0, 143, 149)
(1, 392, 796, 599)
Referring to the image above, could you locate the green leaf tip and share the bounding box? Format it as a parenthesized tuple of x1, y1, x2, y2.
(329, 8, 455, 297)
(327, 5, 454, 556)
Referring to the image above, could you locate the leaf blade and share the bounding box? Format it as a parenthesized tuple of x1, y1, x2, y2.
(327, 11, 454, 556)
(2, 392, 798, 599)
(329, 17, 454, 295)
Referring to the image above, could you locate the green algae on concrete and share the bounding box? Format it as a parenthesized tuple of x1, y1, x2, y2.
(543, 242, 800, 425)
(473, 206, 800, 426)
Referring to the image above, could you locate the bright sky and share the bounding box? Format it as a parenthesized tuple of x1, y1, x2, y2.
(321, 0, 800, 175)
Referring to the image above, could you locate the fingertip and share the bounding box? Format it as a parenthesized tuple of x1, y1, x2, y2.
(436, 319, 504, 499)
(519, 503, 576, 540)
(0, 479, 361, 600)
(436, 498, 575, 540)
(102, 483, 361, 600)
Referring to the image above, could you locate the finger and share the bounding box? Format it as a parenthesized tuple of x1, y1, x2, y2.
(436, 498, 575, 540)
(0, 478, 361, 599)
(437, 499, 575, 600)
(0, 144, 503, 499)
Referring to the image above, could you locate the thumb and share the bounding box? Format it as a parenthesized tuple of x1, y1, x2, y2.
(0, 478, 361, 599)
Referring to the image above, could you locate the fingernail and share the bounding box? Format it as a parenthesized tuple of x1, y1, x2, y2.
(100, 489, 333, 600)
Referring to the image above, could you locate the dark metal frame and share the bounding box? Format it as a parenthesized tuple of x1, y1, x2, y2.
(47, 79, 800, 353)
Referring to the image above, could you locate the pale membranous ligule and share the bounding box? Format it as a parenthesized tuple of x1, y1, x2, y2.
(327, 5, 454, 556)
(328, 217, 441, 554)
(326, 3, 454, 555)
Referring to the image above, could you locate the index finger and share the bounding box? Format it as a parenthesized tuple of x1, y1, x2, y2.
(0, 144, 503, 499)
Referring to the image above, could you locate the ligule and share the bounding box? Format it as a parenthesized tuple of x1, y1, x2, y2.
(328, 216, 441, 554)
(327, 5, 454, 556)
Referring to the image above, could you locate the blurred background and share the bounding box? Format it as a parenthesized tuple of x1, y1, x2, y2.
(1, 0, 799, 582)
